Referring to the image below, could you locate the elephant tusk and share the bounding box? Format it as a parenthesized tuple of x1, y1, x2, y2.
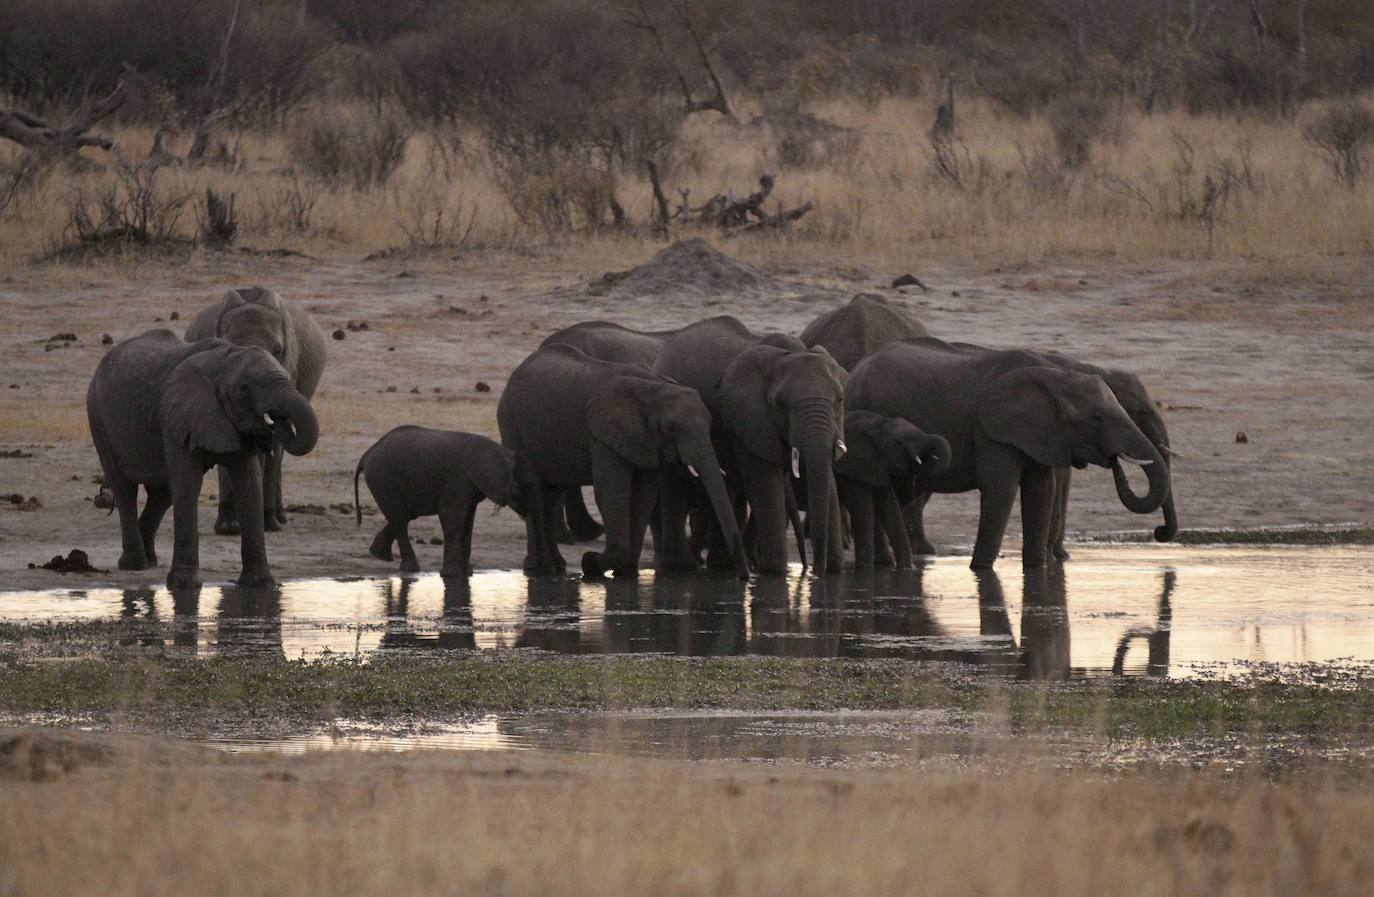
(687, 465, 699, 478)
(261, 413, 272, 426)
(913, 455, 923, 466)
(833, 438, 847, 461)
(1161, 444, 1185, 459)
(791, 447, 800, 479)
(1118, 454, 1155, 467)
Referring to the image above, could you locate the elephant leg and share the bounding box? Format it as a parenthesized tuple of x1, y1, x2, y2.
(213, 465, 240, 536)
(625, 468, 659, 575)
(841, 479, 876, 569)
(737, 452, 788, 574)
(564, 487, 605, 542)
(395, 519, 420, 573)
(552, 492, 575, 545)
(369, 523, 396, 561)
(439, 494, 475, 578)
(826, 478, 846, 572)
(166, 456, 205, 589)
(584, 446, 637, 578)
(905, 492, 936, 556)
(972, 449, 1021, 570)
(138, 484, 172, 566)
(523, 482, 564, 574)
(262, 444, 284, 531)
(1019, 463, 1056, 570)
(461, 494, 481, 572)
(110, 474, 150, 571)
(1050, 467, 1072, 561)
(227, 454, 274, 586)
(656, 473, 698, 571)
(875, 486, 913, 570)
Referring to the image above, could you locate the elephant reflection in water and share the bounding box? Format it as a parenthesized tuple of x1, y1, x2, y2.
(119, 587, 164, 649)
(600, 574, 748, 656)
(1111, 570, 1175, 677)
(518, 577, 584, 654)
(377, 578, 478, 653)
(215, 584, 285, 657)
(973, 569, 1071, 681)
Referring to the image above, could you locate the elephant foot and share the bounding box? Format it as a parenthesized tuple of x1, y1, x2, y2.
(276, 508, 289, 525)
(914, 540, 937, 556)
(144, 549, 158, 566)
(1053, 545, 1071, 562)
(214, 518, 241, 536)
(118, 551, 152, 571)
(237, 568, 276, 588)
(440, 565, 470, 578)
(874, 548, 895, 568)
(399, 558, 421, 574)
(369, 544, 393, 562)
(554, 525, 576, 546)
(167, 566, 201, 589)
(264, 515, 282, 533)
(580, 552, 607, 580)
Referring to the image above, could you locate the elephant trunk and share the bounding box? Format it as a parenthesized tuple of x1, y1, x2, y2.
(1112, 441, 1169, 514)
(696, 457, 750, 578)
(797, 400, 837, 576)
(264, 386, 319, 456)
(1154, 466, 1179, 542)
(922, 434, 953, 481)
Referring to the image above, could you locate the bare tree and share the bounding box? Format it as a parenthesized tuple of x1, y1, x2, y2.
(0, 81, 129, 164)
(622, 0, 737, 122)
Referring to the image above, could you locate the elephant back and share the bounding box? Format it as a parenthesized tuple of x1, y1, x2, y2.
(801, 293, 930, 371)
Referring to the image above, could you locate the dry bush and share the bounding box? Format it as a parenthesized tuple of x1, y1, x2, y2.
(1047, 95, 1108, 169)
(1304, 103, 1374, 187)
(60, 166, 192, 253)
(288, 111, 410, 190)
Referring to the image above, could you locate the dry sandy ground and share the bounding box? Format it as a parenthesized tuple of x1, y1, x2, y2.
(1, 242, 1372, 590)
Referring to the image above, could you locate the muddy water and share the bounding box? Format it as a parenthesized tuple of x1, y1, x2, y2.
(2, 545, 1371, 679)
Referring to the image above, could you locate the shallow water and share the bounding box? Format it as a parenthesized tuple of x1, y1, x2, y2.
(2, 545, 1372, 680)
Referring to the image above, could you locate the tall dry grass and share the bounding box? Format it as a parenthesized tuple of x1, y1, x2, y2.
(0, 737, 1370, 896)
(3, 95, 1373, 269)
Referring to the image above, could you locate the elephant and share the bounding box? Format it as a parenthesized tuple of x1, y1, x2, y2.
(184, 287, 327, 535)
(538, 320, 680, 542)
(654, 315, 846, 575)
(353, 426, 533, 577)
(799, 293, 930, 371)
(498, 343, 749, 579)
(1112, 570, 1175, 677)
(833, 411, 951, 569)
(847, 337, 1170, 570)
(903, 343, 1178, 559)
(87, 329, 320, 588)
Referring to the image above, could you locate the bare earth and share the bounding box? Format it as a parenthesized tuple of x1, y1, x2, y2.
(2, 244, 1372, 590)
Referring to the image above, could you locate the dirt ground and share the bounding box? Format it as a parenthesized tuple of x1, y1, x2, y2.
(2, 241, 1372, 590)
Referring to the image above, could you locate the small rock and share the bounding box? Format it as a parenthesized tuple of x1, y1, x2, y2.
(475, 381, 491, 393)
(951, 290, 961, 297)
(17, 497, 42, 511)
(8, 384, 17, 389)
(385, 386, 397, 393)
(332, 329, 345, 340)
(432, 387, 441, 393)
(448, 306, 468, 316)
(2, 493, 23, 504)
(1235, 431, 1249, 444)
(0, 449, 34, 459)
(169, 311, 180, 321)
(387, 346, 395, 352)
(101, 334, 113, 345)
(409, 387, 420, 394)
(891, 274, 929, 292)
(154, 317, 163, 322)
(478, 295, 489, 303)
(47, 332, 78, 343)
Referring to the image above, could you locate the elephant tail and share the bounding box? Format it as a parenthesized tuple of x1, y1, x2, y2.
(353, 448, 371, 527)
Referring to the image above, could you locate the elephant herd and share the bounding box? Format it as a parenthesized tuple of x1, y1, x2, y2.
(86, 287, 1176, 589)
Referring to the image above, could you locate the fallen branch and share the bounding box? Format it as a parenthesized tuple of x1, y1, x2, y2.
(0, 81, 129, 163)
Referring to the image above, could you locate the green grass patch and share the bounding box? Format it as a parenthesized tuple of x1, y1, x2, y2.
(1, 653, 1372, 743)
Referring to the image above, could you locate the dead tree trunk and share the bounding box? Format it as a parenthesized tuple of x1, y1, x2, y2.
(0, 82, 129, 163)
(622, 1, 738, 123)
(644, 159, 672, 234)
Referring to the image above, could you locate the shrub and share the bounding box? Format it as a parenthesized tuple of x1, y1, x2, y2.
(1047, 95, 1108, 169)
(288, 111, 409, 190)
(1304, 103, 1374, 187)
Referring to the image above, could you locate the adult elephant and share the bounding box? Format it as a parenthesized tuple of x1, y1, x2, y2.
(800, 293, 930, 371)
(834, 411, 950, 569)
(185, 287, 326, 534)
(87, 330, 320, 588)
(904, 343, 1178, 559)
(847, 338, 1169, 570)
(538, 320, 680, 542)
(498, 344, 748, 579)
(655, 315, 847, 575)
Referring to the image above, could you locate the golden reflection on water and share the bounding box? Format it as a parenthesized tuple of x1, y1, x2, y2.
(3, 546, 1373, 678)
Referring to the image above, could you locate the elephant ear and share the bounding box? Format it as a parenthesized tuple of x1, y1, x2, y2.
(836, 413, 890, 487)
(586, 376, 659, 469)
(718, 346, 786, 465)
(161, 350, 242, 454)
(974, 366, 1072, 468)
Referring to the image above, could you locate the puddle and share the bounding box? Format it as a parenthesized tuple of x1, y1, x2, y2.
(2, 545, 1372, 680)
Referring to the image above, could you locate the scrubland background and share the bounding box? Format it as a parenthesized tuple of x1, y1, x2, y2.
(2, 0, 1374, 267)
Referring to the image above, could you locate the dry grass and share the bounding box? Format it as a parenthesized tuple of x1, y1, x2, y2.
(0, 734, 1370, 896)
(4, 95, 1374, 269)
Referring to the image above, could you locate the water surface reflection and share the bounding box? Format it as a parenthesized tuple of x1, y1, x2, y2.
(2, 547, 1371, 679)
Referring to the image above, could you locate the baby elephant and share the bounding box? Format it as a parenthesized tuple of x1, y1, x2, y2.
(354, 426, 530, 576)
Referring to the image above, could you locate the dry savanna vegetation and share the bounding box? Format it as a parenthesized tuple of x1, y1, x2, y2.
(0, 730, 1371, 897)
(2, 0, 1374, 267)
